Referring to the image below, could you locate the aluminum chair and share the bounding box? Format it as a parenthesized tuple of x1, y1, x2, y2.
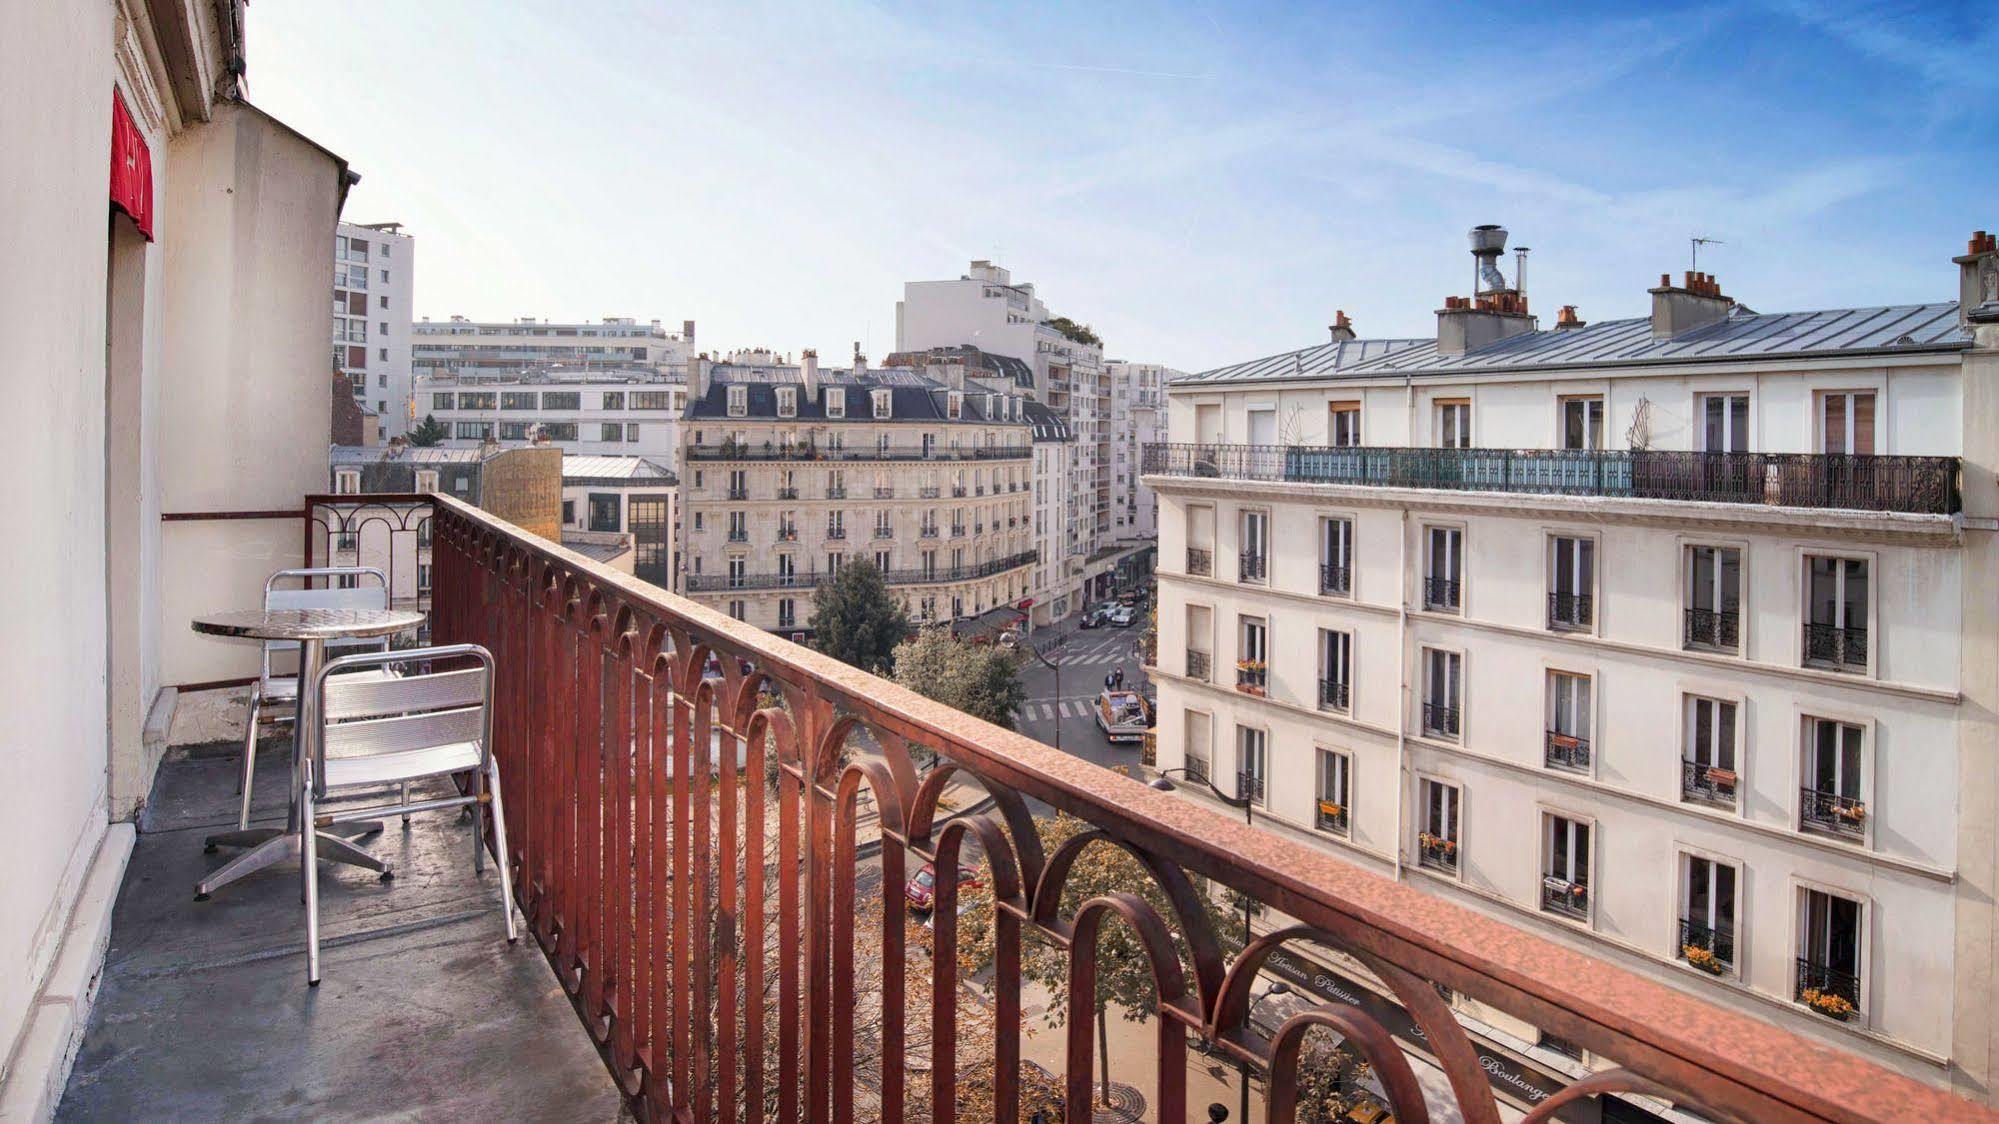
(302, 644, 517, 985)
(233, 567, 398, 832)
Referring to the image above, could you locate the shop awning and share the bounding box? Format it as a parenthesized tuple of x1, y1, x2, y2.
(110, 91, 154, 239)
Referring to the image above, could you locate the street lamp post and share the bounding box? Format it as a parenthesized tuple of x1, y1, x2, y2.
(1029, 632, 1065, 752)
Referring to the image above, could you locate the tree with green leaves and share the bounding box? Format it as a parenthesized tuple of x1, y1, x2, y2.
(956, 814, 1236, 1106)
(891, 627, 1026, 731)
(808, 559, 910, 674)
(409, 413, 447, 447)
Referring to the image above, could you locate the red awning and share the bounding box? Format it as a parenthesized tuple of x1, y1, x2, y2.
(110, 91, 154, 240)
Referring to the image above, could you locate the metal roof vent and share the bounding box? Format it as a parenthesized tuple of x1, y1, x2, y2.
(1470, 225, 1509, 293)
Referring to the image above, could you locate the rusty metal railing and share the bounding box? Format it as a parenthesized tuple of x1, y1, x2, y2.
(391, 493, 1986, 1122)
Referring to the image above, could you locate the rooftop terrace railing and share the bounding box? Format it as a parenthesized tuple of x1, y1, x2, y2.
(684, 551, 1038, 593)
(304, 490, 1995, 1123)
(1141, 443, 1962, 515)
(687, 443, 1030, 463)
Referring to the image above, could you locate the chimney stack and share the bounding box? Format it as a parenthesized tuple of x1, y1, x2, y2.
(1649, 271, 1734, 339)
(801, 348, 820, 396)
(852, 341, 867, 375)
(1329, 310, 1356, 342)
(1954, 229, 1999, 333)
(692, 353, 712, 399)
(1437, 225, 1537, 356)
(1555, 305, 1586, 331)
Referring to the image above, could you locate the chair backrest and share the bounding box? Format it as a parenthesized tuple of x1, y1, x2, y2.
(261, 567, 391, 668)
(311, 644, 493, 796)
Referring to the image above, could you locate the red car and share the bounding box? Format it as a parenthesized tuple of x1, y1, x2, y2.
(905, 863, 982, 912)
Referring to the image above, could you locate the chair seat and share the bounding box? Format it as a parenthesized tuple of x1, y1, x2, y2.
(322, 741, 481, 789)
(259, 667, 396, 704)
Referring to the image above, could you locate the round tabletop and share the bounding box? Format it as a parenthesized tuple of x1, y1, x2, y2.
(190, 607, 426, 642)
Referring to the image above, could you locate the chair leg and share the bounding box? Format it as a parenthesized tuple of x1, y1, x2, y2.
(236, 691, 262, 830)
(469, 761, 487, 875)
(400, 781, 412, 829)
(487, 760, 519, 943)
(302, 763, 322, 987)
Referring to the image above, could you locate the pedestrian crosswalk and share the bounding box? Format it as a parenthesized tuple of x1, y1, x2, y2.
(1016, 700, 1100, 723)
(1057, 648, 1128, 666)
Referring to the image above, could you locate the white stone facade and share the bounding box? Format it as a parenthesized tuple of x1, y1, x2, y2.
(1147, 241, 1999, 1102)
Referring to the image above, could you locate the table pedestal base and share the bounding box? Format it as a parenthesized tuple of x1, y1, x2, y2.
(196, 821, 388, 899)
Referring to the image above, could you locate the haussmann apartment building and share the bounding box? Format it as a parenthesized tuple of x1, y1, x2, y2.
(1146, 223, 1999, 1102)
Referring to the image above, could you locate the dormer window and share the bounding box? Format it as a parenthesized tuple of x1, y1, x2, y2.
(987, 393, 999, 419)
(947, 391, 963, 420)
(1011, 396, 1021, 420)
(826, 387, 846, 418)
(777, 386, 797, 418)
(727, 385, 748, 418)
(873, 388, 892, 418)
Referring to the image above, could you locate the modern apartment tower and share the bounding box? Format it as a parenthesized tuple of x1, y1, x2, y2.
(332, 220, 415, 435)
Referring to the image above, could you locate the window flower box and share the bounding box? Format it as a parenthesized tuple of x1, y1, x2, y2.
(1682, 944, 1727, 975)
(1802, 987, 1856, 1022)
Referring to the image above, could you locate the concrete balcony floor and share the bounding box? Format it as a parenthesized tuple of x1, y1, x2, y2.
(58, 737, 622, 1122)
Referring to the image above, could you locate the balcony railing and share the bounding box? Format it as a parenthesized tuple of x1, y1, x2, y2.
(1417, 834, 1458, 873)
(1320, 563, 1351, 596)
(1423, 702, 1461, 739)
(1680, 918, 1736, 971)
(685, 550, 1039, 592)
(1801, 787, 1868, 839)
(689, 443, 1030, 463)
(918, 486, 940, 498)
(726, 488, 750, 501)
(1682, 760, 1738, 806)
(825, 527, 846, 540)
(1544, 731, 1591, 772)
(873, 486, 896, 499)
(1542, 878, 1590, 920)
(1423, 576, 1460, 611)
(776, 487, 800, 500)
(1238, 550, 1266, 582)
(1234, 664, 1267, 695)
(1186, 648, 1211, 681)
(827, 487, 848, 499)
(1141, 443, 1962, 515)
(1684, 606, 1739, 650)
(1803, 622, 1868, 670)
(307, 490, 1980, 1124)
(1186, 547, 1212, 576)
(1547, 591, 1592, 630)
(1318, 678, 1349, 712)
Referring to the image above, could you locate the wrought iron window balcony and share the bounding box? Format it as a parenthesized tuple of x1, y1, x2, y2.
(1423, 576, 1460, 611)
(974, 523, 984, 535)
(684, 550, 1039, 592)
(1544, 731, 1591, 772)
(1186, 649, 1211, 681)
(951, 486, 967, 497)
(1184, 754, 1211, 785)
(776, 528, 798, 542)
(776, 616, 796, 630)
(1680, 919, 1735, 972)
(775, 487, 799, 500)
(726, 488, 749, 501)
(873, 487, 896, 498)
(949, 525, 965, 538)
(1682, 760, 1738, 806)
(726, 530, 748, 543)
(1140, 443, 1961, 516)
(1236, 768, 1266, 806)
(872, 526, 892, 539)
(918, 486, 940, 498)
(1318, 678, 1350, 712)
(1795, 958, 1862, 1018)
(1803, 622, 1868, 671)
(1234, 664, 1267, 695)
(1547, 591, 1592, 630)
(826, 487, 847, 499)
(976, 486, 987, 496)
(687, 443, 1030, 463)
(1186, 547, 1213, 576)
(1800, 787, 1867, 839)
(1238, 551, 1267, 582)
(288, 490, 1977, 1124)
(824, 527, 846, 540)
(1423, 702, 1461, 739)
(1314, 799, 1349, 835)
(919, 527, 939, 539)
(1320, 564, 1351, 596)
(1417, 835, 1458, 873)
(1542, 878, 1590, 920)
(1684, 606, 1739, 651)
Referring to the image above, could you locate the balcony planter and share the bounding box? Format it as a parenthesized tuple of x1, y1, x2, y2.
(1836, 801, 1867, 825)
(1317, 800, 1344, 818)
(1801, 987, 1856, 1022)
(1683, 945, 1727, 976)
(1705, 767, 1738, 787)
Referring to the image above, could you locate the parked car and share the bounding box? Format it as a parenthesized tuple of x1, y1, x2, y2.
(1079, 607, 1104, 629)
(1106, 605, 1137, 627)
(905, 863, 982, 912)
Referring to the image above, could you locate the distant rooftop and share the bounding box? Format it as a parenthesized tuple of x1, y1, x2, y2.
(688, 362, 1029, 424)
(562, 455, 677, 485)
(1179, 302, 1971, 386)
(882, 344, 1036, 389)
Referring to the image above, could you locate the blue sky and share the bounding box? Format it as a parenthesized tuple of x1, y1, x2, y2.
(248, 1, 1997, 372)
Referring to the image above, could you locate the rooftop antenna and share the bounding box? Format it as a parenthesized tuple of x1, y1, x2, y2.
(1691, 236, 1724, 274)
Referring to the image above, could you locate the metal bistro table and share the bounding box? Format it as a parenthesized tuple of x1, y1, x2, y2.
(191, 606, 425, 899)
